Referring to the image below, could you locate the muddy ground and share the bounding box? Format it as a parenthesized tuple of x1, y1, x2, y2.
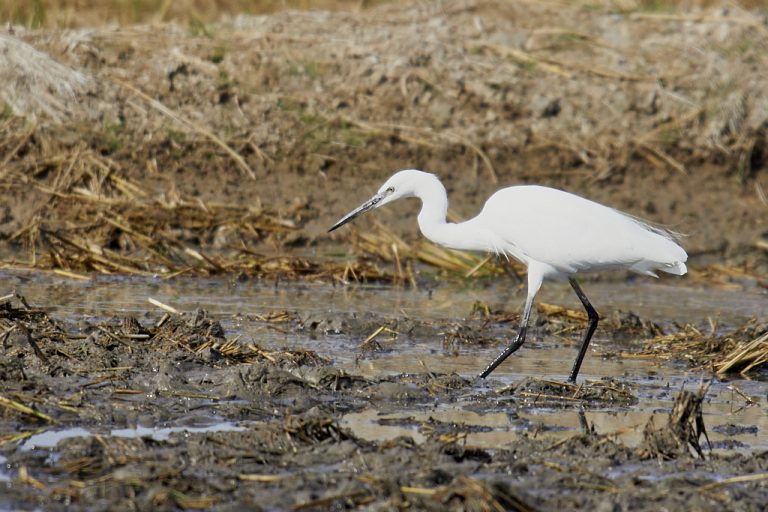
(0, 0, 767, 510)
(0, 292, 766, 511)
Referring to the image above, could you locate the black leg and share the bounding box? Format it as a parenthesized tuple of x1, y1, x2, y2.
(478, 294, 534, 378)
(568, 277, 599, 383)
(478, 326, 527, 378)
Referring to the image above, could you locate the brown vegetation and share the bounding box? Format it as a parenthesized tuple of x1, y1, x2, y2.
(0, 0, 765, 283)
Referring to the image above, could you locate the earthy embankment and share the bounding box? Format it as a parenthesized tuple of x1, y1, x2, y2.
(0, 1, 766, 279)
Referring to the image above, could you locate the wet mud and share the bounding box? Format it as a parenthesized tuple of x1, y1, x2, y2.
(1, 286, 767, 511)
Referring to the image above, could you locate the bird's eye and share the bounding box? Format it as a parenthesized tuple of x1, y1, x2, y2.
(386, 186, 395, 193)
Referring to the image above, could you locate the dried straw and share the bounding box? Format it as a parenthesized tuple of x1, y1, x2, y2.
(351, 221, 524, 282)
(643, 323, 768, 376)
(715, 331, 768, 376)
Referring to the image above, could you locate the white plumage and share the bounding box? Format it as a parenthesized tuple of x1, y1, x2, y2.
(473, 185, 687, 277)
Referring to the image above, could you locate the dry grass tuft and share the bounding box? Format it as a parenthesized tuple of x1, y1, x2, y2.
(282, 415, 352, 444)
(642, 321, 768, 376)
(715, 330, 768, 376)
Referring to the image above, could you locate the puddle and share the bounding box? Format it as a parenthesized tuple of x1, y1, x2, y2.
(20, 422, 245, 451)
(109, 422, 246, 441)
(20, 427, 92, 451)
(342, 373, 767, 452)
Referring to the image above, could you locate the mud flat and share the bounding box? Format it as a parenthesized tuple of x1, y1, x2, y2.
(0, 276, 766, 510)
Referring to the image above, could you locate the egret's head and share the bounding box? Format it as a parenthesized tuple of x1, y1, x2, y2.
(328, 169, 431, 232)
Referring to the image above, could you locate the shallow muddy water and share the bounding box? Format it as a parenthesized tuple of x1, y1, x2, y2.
(5, 269, 767, 454)
(0, 273, 768, 510)
(9, 270, 766, 324)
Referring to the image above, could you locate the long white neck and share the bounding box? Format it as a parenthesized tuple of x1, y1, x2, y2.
(415, 174, 448, 234)
(413, 176, 495, 252)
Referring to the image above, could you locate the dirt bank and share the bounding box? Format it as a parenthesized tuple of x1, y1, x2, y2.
(0, 1, 766, 277)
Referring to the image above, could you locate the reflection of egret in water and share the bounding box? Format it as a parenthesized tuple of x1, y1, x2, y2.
(330, 169, 687, 381)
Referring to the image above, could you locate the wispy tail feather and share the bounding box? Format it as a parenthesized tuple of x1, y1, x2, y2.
(662, 260, 687, 276)
(629, 259, 687, 277)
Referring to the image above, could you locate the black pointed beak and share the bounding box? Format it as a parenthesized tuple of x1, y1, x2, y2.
(328, 193, 386, 232)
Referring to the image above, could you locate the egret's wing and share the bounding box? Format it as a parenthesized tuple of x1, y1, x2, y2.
(481, 186, 687, 275)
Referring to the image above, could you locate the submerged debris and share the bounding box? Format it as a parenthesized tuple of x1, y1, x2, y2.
(283, 415, 354, 444)
(211, 338, 329, 367)
(442, 323, 500, 350)
(498, 377, 637, 406)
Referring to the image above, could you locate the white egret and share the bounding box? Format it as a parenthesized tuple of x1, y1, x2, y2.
(329, 169, 687, 382)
